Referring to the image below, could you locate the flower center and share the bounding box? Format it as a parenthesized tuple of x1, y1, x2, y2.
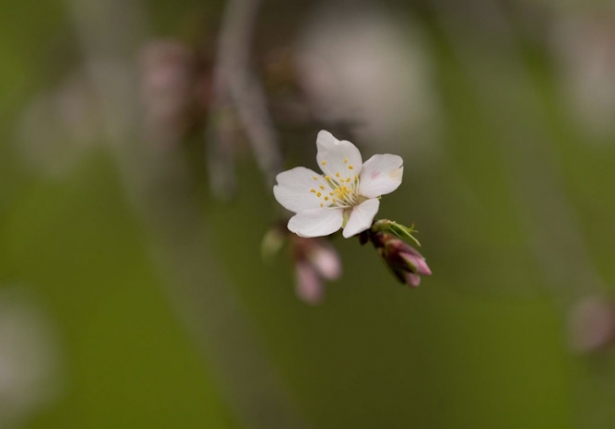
(330, 181, 359, 207)
(311, 165, 360, 208)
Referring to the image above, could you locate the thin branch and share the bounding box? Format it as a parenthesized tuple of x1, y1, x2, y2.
(207, 0, 282, 199)
(65, 0, 309, 427)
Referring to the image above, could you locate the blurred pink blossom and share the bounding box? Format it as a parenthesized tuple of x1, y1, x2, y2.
(292, 236, 342, 304)
(569, 295, 615, 354)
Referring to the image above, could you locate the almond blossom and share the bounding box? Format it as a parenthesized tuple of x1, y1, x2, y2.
(274, 130, 403, 238)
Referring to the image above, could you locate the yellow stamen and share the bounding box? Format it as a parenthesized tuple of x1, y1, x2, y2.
(335, 172, 340, 178)
(313, 176, 318, 180)
(319, 185, 325, 190)
(310, 189, 316, 193)
(324, 196, 329, 201)
(320, 203, 323, 207)
(348, 165, 354, 170)
(321, 160, 326, 166)
(317, 192, 322, 197)
(324, 176, 331, 180)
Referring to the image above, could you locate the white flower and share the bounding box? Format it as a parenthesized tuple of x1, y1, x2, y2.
(274, 131, 403, 238)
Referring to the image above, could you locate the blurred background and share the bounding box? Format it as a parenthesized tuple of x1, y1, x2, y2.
(1, 0, 615, 428)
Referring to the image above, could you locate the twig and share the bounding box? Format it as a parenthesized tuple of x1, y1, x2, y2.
(207, 0, 282, 199)
(65, 0, 310, 427)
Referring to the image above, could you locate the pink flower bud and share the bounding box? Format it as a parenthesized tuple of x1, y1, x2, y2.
(295, 261, 325, 305)
(307, 242, 342, 281)
(371, 232, 431, 288)
(291, 236, 342, 304)
(399, 250, 432, 277)
(405, 272, 422, 288)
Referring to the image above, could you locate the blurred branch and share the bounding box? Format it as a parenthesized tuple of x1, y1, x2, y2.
(65, 0, 309, 427)
(207, 0, 282, 199)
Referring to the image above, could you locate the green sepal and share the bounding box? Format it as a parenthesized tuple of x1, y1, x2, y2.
(371, 219, 421, 247)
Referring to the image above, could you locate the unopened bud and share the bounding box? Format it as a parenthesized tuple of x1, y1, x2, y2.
(306, 241, 342, 281)
(399, 248, 432, 277)
(292, 236, 342, 304)
(263, 227, 342, 304)
(371, 231, 431, 288)
(295, 261, 324, 305)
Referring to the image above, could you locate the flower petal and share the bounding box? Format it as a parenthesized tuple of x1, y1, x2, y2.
(342, 198, 380, 238)
(406, 272, 421, 287)
(295, 261, 324, 304)
(274, 167, 332, 213)
(308, 241, 342, 281)
(288, 207, 344, 237)
(358, 154, 403, 199)
(316, 130, 362, 184)
(400, 252, 432, 276)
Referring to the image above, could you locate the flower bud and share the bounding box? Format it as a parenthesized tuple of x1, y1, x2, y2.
(292, 236, 342, 304)
(262, 226, 343, 304)
(398, 246, 432, 277)
(371, 231, 431, 288)
(306, 241, 342, 281)
(295, 261, 325, 305)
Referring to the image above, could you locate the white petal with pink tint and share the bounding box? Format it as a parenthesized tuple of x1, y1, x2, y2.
(288, 207, 344, 237)
(358, 154, 403, 199)
(316, 130, 362, 183)
(274, 167, 331, 213)
(273, 130, 404, 239)
(342, 198, 380, 238)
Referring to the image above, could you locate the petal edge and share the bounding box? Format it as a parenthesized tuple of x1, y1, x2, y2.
(342, 198, 380, 238)
(359, 154, 403, 199)
(288, 207, 344, 238)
